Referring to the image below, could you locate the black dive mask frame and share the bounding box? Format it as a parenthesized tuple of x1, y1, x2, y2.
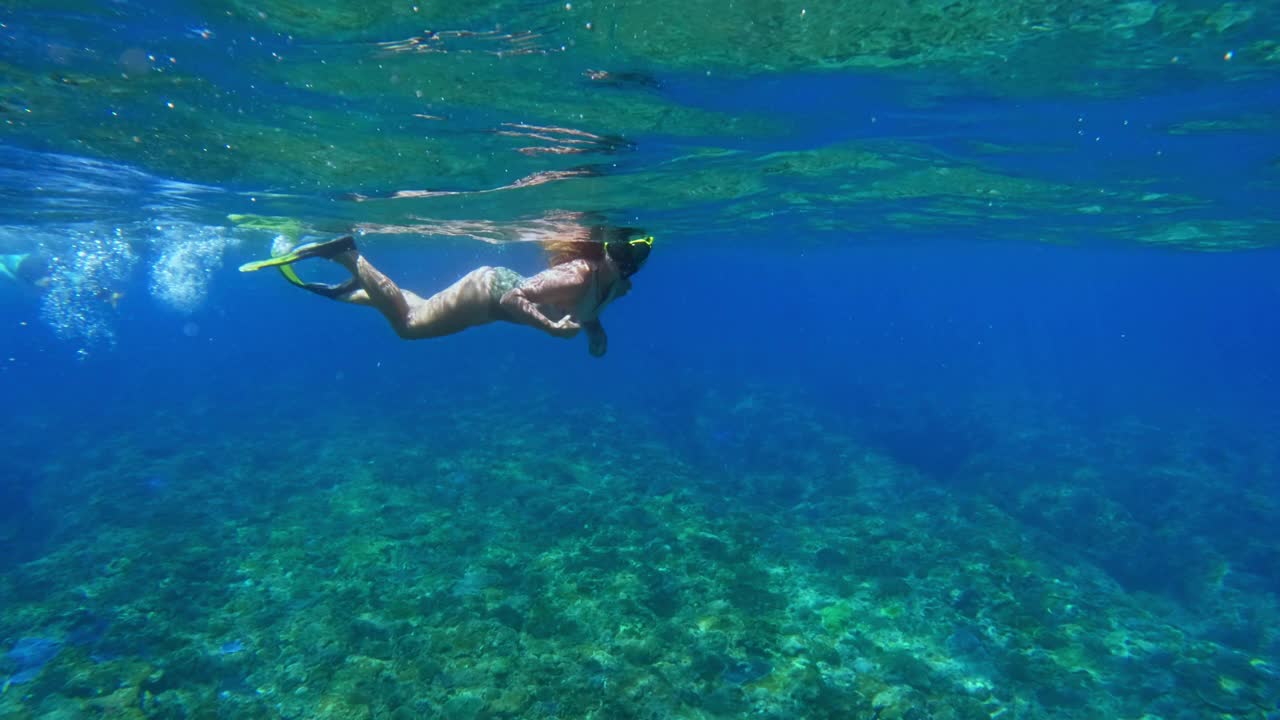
(604, 235, 653, 278)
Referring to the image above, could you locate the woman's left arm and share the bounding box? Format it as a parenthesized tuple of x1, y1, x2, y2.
(583, 320, 607, 357)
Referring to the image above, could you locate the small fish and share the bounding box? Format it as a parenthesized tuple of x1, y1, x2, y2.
(91, 287, 124, 308)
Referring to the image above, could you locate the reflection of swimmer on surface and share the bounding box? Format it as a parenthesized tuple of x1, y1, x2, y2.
(240, 229, 652, 357)
(0, 252, 50, 290)
(0, 251, 125, 308)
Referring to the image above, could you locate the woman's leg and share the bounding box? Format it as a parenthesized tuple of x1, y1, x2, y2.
(330, 250, 516, 339)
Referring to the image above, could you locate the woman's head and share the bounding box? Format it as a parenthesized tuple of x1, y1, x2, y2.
(604, 235, 653, 278)
(544, 225, 652, 277)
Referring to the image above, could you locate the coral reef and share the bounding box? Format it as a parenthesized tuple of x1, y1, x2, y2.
(1, 385, 1276, 718)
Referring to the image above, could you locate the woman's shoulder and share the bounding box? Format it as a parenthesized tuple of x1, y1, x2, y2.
(554, 257, 599, 275)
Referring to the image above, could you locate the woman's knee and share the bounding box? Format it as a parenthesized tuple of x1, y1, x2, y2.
(391, 321, 417, 339)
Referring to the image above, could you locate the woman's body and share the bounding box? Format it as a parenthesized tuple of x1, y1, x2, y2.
(242, 233, 651, 357)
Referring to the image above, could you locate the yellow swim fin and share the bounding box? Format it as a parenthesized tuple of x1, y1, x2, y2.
(238, 251, 302, 273)
(227, 214, 308, 243)
(237, 236, 356, 273)
(277, 264, 305, 287)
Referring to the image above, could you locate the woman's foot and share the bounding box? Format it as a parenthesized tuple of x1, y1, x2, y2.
(239, 235, 361, 299)
(295, 277, 359, 299)
(292, 235, 357, 261)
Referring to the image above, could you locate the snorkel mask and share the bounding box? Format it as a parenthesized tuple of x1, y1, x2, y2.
(604, 235, 653, 278)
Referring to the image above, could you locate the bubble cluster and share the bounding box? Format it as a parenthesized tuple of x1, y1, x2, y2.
(270, 233, 296, 257)
(38, 227, 137, 345)
(22, 221, 242, 347)
(148, 224, 239, 314)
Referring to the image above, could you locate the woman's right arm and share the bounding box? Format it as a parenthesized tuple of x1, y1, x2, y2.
(499, 261, 590, 337)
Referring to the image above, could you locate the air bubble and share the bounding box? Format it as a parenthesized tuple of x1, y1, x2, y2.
(149, 224, 240, 314)
(38, 227, 137, 345)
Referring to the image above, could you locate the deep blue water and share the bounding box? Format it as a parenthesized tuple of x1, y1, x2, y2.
(6, 239, 1275, 428)
(5, 238, 1276, 589)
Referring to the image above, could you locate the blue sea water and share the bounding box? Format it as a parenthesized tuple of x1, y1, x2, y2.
(1, 2, 1279, 717)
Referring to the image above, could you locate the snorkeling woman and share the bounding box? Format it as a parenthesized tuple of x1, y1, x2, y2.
(239, 230, 652, 357)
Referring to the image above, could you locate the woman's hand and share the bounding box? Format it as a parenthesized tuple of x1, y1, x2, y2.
(549, 316, 581, 338)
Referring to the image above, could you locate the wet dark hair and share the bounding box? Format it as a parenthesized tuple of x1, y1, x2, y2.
(544, 225, 647, 272)
(605, 236, 652, 278)
(544, 239, 603, 267)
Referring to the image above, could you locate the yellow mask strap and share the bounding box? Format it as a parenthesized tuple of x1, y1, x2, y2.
(604, 235, 654, 256)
